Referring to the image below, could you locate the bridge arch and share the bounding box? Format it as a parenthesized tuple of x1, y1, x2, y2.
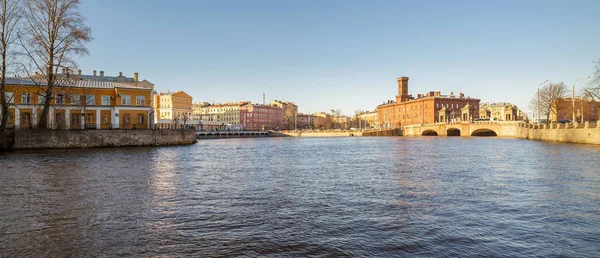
(422, 130, 439, 136)
(447, 128, 461, 136)
(471, 128, 498, 137)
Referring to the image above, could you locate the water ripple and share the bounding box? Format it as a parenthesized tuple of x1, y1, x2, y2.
(1, 137, 600, 257)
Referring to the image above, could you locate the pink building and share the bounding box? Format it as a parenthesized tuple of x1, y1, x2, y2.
(240, 103, 284, 130)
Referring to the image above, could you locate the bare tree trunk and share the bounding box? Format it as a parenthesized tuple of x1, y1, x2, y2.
(0, 0, 20, 131)
(19, 0, 91, 129)
(0, 49, 8, 131)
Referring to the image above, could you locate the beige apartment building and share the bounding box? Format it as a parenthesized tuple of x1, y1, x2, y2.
(270, 100, 298, 130)
(153, 91, 193, 128)
(479, 102, 526, 121)
(192, 101, 248, 130)
(357, 111, 379, 128)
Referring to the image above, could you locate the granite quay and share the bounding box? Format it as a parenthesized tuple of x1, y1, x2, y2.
(1, 129, 196, 151)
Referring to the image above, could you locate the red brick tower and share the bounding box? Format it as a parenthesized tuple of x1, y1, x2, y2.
(396, 76, 409, 103)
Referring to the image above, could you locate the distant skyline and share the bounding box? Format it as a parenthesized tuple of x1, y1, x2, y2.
(77, 0, 599, 116)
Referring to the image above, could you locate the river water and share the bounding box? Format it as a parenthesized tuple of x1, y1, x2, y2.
(1, 137, 600, 257)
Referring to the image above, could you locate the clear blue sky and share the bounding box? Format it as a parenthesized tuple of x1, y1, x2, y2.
(78, 0, 600, 116)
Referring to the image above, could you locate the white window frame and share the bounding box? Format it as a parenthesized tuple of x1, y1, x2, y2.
(102, 95, 110, 106)
(21, 92, 32, 104)
(136, 96, 145, 106)
(55, 94, 64, 105)
(122, 95, 131, 105)
(71, 94, 80, 106)
(5, 92, 13, 104)
(86, 95, 95, 106)
(38, 93, 45, 104)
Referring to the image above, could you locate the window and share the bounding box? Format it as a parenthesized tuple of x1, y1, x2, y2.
(136, 96, 145, 106)
(71, 113, 81, 128)
(102, 95, 110, 106)
(5, 92, 13, 103)
(21, 92, 32, 104)
(137, 113, 144, 124)
(86, 113, 93, 124)
(122, 113, 130, 125)
(21, 112, 31, 124)
(56, 94, 64, 104)
(122, 95, 131, 105)
(38, 93, 45, 104)
(72, 94, 80, 106)
(86, 95, 95, 106)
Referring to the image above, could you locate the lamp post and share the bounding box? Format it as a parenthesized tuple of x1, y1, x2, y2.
(573, 76, 590, 123)
(537, 79, 549, 125)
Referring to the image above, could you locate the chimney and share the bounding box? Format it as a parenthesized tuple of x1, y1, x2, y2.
(78, 69, 82, 75)
(61, 68, 66, 74)
(133, 72, 138, 83)
(460, 92, 464, 98)
(119, 72, 123, 77)
(100, 71, 104, 77)
(450, 92, 454, 97)
(93, 70, 97, 76)
(417, 94, 422, 98)
(436, 91, 441, 96)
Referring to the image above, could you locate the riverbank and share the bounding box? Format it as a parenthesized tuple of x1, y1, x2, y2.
(273, 131, 363, 137)
(1, 129, 197, 151)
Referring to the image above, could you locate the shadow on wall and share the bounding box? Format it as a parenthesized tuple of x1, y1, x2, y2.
(471, 129, 498, 137)
(422, 130, 438, 136)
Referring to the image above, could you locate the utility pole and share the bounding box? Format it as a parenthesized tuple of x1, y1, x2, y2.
(572, 85, 576, 123)
(573, 76, 590, 123)
(537, 88, 540, 125)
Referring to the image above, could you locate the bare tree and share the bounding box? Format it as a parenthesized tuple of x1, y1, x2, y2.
(530, 82, 569, 123)
(182, 112, 189, 128)
(584, 59, 600, 108)
(0, 0, 20, 131)
(172, 115, 180, 129)
(18, 0, 91, 129)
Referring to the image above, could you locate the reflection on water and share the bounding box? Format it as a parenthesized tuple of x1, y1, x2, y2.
(1, 138, 600, 257)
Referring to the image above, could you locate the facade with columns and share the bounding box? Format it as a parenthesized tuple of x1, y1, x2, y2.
(1, 78, 153, 130)
(377, 76, 481, 128)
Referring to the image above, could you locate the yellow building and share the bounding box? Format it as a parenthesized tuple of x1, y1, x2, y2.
(357, 111, 379, 128)
(2, 77, 153, 129)
(153, 91, 193, 129)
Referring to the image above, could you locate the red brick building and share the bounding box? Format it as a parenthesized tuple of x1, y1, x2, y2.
(240, 103, 284, 130)
(377, 77, 480, 128)
(551, 98, 599, 122)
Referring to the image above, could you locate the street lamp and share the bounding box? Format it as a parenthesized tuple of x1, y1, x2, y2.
(573, 76, 590, 123)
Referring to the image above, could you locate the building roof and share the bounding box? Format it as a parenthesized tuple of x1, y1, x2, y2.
(5, 77, 148, 90)
(378, 94, 480, 107)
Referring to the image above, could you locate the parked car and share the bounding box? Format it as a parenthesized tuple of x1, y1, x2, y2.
(558, 119, 572, 124)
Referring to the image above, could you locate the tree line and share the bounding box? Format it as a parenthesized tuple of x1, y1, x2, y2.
(0, 0, 91, 131)
(530, 59, 600, 123)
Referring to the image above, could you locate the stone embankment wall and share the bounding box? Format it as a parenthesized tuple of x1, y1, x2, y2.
(518, 122, 600, 144)
(362, 129, 402, 136)
(9, 129, 196, 150)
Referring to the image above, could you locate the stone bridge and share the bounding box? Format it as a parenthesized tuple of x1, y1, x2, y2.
(196, 131, 270, 139)
(402, 121, 522, 137)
